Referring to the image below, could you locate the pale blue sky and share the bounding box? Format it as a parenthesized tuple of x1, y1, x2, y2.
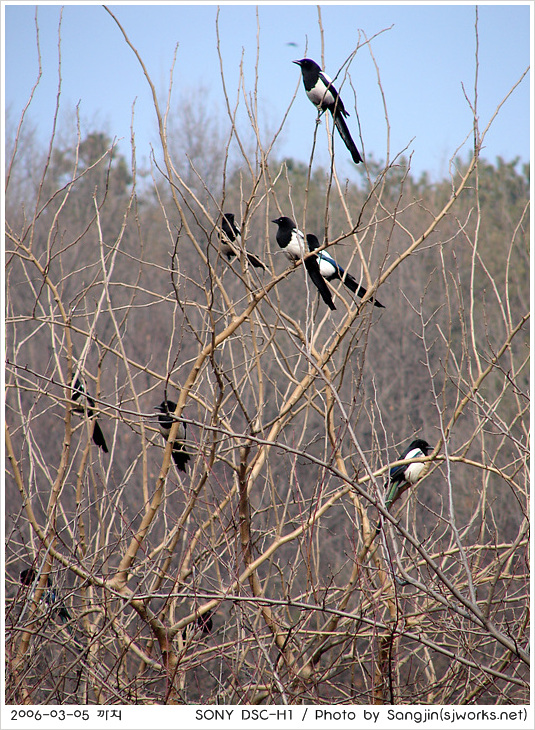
(3, 2, 532, 180)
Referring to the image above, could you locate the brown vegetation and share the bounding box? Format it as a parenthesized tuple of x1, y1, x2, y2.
(4, 9, 529, 705)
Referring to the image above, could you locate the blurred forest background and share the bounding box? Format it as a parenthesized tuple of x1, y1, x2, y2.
(4, 10, 530, 707)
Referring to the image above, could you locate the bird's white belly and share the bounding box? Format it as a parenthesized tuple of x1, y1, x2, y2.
(310, 83, 335, 108)
(405, 461, 425, 484)
(285, 237, 305, 260)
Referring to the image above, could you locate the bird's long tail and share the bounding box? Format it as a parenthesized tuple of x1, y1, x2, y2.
(172, 446, 191, 473)
(341, 271, 385, 308)
(373, 517, 383, 540)
(246, 253, 267, 270)
(373, 479, 400, 539)
(92, 420, 109, 453)
(333, 112, 362, 164)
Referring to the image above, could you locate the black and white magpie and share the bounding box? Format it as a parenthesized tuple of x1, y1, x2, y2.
(71, 376, 108, 453)
(375, 439, 433, 536)
(155, 400, 191, 472)
(272, 216, 336, 311)
(220, 213, 267, 270)
(182, 612, 213, 642)
(294, 58, 363, 164)
(20, 568, 71, 624)
(306, 234, 384, 308)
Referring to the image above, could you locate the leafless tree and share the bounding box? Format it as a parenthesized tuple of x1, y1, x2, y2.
(5, 7, 529, 705)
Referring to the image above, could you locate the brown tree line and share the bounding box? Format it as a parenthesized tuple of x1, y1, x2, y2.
(5, 10, 529, 705)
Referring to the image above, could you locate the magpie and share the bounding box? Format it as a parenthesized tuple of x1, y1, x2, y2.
(306, 234, 384, 308)
(19, 568, 71, 624)
(294, 58, 362, 164)
(271, 216, 336, 311)
(220, 213, 267, 270)
(375, 439, 433, 537)
(182, 612, 213, 642)
(71, 376, 108, 453)
(155, 400, 191, 472)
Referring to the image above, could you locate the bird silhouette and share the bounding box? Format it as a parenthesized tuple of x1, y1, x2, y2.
(155, 400, 191, 472)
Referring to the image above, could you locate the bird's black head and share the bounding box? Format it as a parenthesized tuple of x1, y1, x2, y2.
(306, 233, 321, 251)
(410, 439, 432, 455)
(20, 568, 52, 588)
(155, 400, 186, 440)
(272, 216, 296, 231)
(20, 568, 37, 586)
(223, 213, 234, 224)
(155, 400, 177, 413)
(293, 58, 320, 71)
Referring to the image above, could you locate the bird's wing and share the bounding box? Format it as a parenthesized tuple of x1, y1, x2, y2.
(221, 219, 234, 242)
(72, 377, 85, 401)
(234, 221, 242, 236)
(318, 70, 336, 95)
(307, 71, 337, 109)
(387, 446, 424, 488)
(318, 71, 347, 113)
(315, 253, 337, 280)
(387, 463, 407, 486)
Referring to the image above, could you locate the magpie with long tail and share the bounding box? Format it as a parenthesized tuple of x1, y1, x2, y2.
(155, 400, 191, 473)
(294, 58, 362, 164)
(271, 216, 336, 311)
(182, 612, 214, 642)
(375, 439, 433, 538)
(306, 234, 384, 308)
(71, 375, 108, 453)
(220, 213, 267, 269)
(20, 568, 72, 624)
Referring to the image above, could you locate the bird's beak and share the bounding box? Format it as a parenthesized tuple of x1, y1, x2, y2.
(293, 60, 301, 66)
(271, 218, 279, 224)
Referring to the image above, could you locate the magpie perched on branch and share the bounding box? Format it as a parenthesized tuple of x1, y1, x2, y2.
(271, 216, 336, 311)
(71, 376, 108, 453)
(182, 612, 213, 642)
(294, 58, 363, 164)
(306, 234, 384, 308)
(220, 213, 267, 270)
(155, 400, 191, 472)
(375, 439, 433, 538)
(20, 568, 71, 624)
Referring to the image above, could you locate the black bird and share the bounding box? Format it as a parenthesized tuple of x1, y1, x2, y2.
(306, 234, 384, 308)
(294, 58, 362, 164)
(220, 213, 267, 269)
(20, 567, 38, 587)
(375, 439, 433, 537)
(19, 568, 71, 624)
(271, 216, 336, 311)
(182, 612, 213, 642)
(155, 400, 191, 472)
(71, 376, 108, 453)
